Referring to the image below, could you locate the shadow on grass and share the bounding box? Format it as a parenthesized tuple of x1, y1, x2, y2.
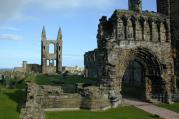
(150, 114, 163, 119)
(5, 89, 26, 112)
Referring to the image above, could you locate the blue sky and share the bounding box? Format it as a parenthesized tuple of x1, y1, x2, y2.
(0, 0, 156, 68)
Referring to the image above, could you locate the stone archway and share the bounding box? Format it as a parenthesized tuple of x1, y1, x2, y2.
(121, 60, 145, 100)
(116, 47, 168, 103)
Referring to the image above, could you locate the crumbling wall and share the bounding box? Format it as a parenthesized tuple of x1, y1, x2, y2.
(26, 64, 41, 73)
(20, 82, 113, 119)
(41, 27, 62, 74)
(84, 10, 175, 105)
(84, 49, 99, 78)
(20, 83, 45, 119)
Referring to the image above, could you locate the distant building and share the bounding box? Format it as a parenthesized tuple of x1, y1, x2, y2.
(14, 27, 63, 74)
(84, 49, 98, 78)
(62, 66, 84, 75)
(14, 67, 24, 73)
(41, 27, 62, 74)
(14, 61, 41, 73)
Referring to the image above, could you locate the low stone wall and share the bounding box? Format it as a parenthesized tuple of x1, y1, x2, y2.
(41, 94, 82, 109)
(79, 86, 112, 110)
(20, 83, 44, 119)
(80, 97, 111, 110)
(20, 83, 112, 119)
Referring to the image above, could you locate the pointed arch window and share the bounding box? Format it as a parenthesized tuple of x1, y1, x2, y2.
(49, 44, 55, 54)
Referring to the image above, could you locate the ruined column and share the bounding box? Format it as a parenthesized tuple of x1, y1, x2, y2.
(128, 0, 142, 13)
(157, 0, 170, 16)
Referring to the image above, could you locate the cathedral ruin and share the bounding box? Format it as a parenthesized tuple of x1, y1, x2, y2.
(85, 0, 179, 104)
(20, 1, 179, 119)
(41, 27, 62, 74)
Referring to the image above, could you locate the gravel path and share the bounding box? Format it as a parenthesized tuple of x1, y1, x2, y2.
(124, 98, 179, 119)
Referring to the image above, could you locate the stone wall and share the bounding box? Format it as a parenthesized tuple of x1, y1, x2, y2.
(62, 66, 84, 75)
(20, 83, 45, 119)
(20, 82, 112, 119)
(84, 9, 176, 104)
(41, 27, 62, 74)
(170, 0, 179, 88)
(157, 0, 179, 88)
(26, 64, 41, 73)
(84, 49, 99, 78)
(157, 0, 170, 16)
(14, 61, 41, 73)
(36, 85, 82, 109)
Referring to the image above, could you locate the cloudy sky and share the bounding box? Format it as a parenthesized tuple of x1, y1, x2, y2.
(0, 0, 156, 68)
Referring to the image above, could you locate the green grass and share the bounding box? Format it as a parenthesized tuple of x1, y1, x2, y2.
(26, 74, 97, 85)
(0, 85, 26, 119)
(45, 106, 161, 119)
(156, 103, 179, 113)
(25, 74, 97, 93)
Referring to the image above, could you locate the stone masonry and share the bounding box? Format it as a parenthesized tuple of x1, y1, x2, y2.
(41, 27, 62, 74)
(20, 82, 111, 119)
(20, 1, 179, 119)
(85, 0, 178, 105)
(84, 49, 99, 78)
(157, 0, 179, 89)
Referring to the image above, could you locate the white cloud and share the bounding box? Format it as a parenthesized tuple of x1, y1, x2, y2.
(0, 34, 23, 41)
(0, 0, 124, 20)
(0, 0, 25, 20)
(0, 0, 156, 21)
(3, 0, 120, 17)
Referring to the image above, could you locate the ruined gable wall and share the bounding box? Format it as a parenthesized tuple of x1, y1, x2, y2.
(97, 10, 175, 92)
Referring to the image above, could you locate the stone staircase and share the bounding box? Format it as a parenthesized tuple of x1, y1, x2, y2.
(172, 90, 179, 102)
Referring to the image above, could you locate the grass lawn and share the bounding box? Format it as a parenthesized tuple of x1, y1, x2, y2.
(26, 74, 97, 85)
(156, 103, 179, 113)
(45, 106, 161, 119)
(25, 74, 97, 93)
(0, 85, 26, 119)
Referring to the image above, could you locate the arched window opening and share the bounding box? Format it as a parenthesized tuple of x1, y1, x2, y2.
(46, 60, 50, 66)
(49, 44, 55, 54)
(54, 60, 56, 66)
